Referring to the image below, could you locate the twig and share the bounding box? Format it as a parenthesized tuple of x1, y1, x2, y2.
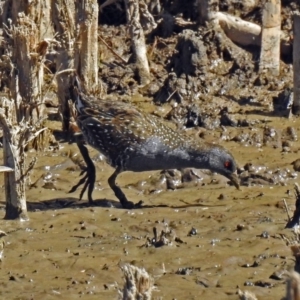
(165, 89, 178, 102)
(99, 35, 127, 64)
(100, 0, 118, 11)
(284, 198, 291, 222)
(40, 67, 76, 107)
(55, 68, 76, 77)
(17, 157, 37, 183)
(148, 36, 157, 58)
(0, 166, 14, 172)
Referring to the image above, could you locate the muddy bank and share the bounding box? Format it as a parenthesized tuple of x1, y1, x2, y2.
(0, 1, 300, 299)
(0, 113, 299, 299)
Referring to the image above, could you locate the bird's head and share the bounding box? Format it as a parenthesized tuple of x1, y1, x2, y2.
(208, 146, 240, 189)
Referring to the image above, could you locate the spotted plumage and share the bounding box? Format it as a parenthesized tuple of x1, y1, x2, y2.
(75, 94, 186, 166)
(70, 80, 240, 208)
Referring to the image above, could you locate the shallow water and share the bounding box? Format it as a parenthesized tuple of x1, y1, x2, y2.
(0, 113, 299, 299)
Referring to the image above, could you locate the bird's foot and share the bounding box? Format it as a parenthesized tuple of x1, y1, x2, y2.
(69, 168, 94, 203)
(113, 186, 143, 209)
(108, 168, 143, 209)
(134, 200, 144, 208)
(121, 200, 143, 209)
(68, 133, 96, 204)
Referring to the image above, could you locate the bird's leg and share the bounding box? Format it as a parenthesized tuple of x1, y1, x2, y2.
(108, 167, 143, 209)
(69, 133, 96, 204)
(108, 167, 132, 208)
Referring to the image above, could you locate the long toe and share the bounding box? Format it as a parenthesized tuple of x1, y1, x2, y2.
(122, 201, 135, 209)
(122, 200, 144, 209)
(119, 200, 137, 209)
(134, 200, 144, 208)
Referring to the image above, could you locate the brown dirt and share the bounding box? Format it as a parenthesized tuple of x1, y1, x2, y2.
(0, 112, 299, 299)
(0, 2, 300, 299)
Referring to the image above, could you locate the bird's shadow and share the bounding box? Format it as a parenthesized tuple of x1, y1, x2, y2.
(27, 197, 128, 211)
(0, 197, 215, 212)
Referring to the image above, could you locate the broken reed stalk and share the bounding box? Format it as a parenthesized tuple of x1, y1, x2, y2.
(197, 0, 261, 49)
(120, 264, 154, 300)
(51, 0, 76, 131)
(259, 0, 281, 76)
(216, 12, 261, 47)
(74, 0, 99, 91)
(293, 13, 300, 115)
(124, 0, 150, 86)
(53, 0, 100, 131)
(0, 8, 50, 219)
(197, 0, 290, 55)
(0, 105, 28, 220)
(286, 246, 300, 300)
(0, 95, 47, 220)
(286, 271, 300, 300)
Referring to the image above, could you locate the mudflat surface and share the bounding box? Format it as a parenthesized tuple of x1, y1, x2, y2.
(0, 112, 299, 300)
(0, 1, 298, 298)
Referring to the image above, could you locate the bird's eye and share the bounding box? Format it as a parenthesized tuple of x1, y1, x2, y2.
(224, 161, 231, 169)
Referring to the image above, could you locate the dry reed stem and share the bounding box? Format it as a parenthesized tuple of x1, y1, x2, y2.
(286, 271, 300, 300)
(238, 289, 258, 300)
(120, 264, 154, 300)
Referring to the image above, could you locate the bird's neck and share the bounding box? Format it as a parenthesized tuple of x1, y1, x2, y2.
(185, 145, 211, 169)
(166, 143, 211, 170)
(75, 95, 85, 112)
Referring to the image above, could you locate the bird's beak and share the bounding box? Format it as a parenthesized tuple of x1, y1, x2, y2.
(226, 171, 240, 189)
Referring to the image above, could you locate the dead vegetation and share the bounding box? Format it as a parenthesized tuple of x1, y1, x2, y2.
(119, 264, 154, 300)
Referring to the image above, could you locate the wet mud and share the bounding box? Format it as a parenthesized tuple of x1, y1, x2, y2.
(0, 111, 300, 299)
(0, 1, 299, 298)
